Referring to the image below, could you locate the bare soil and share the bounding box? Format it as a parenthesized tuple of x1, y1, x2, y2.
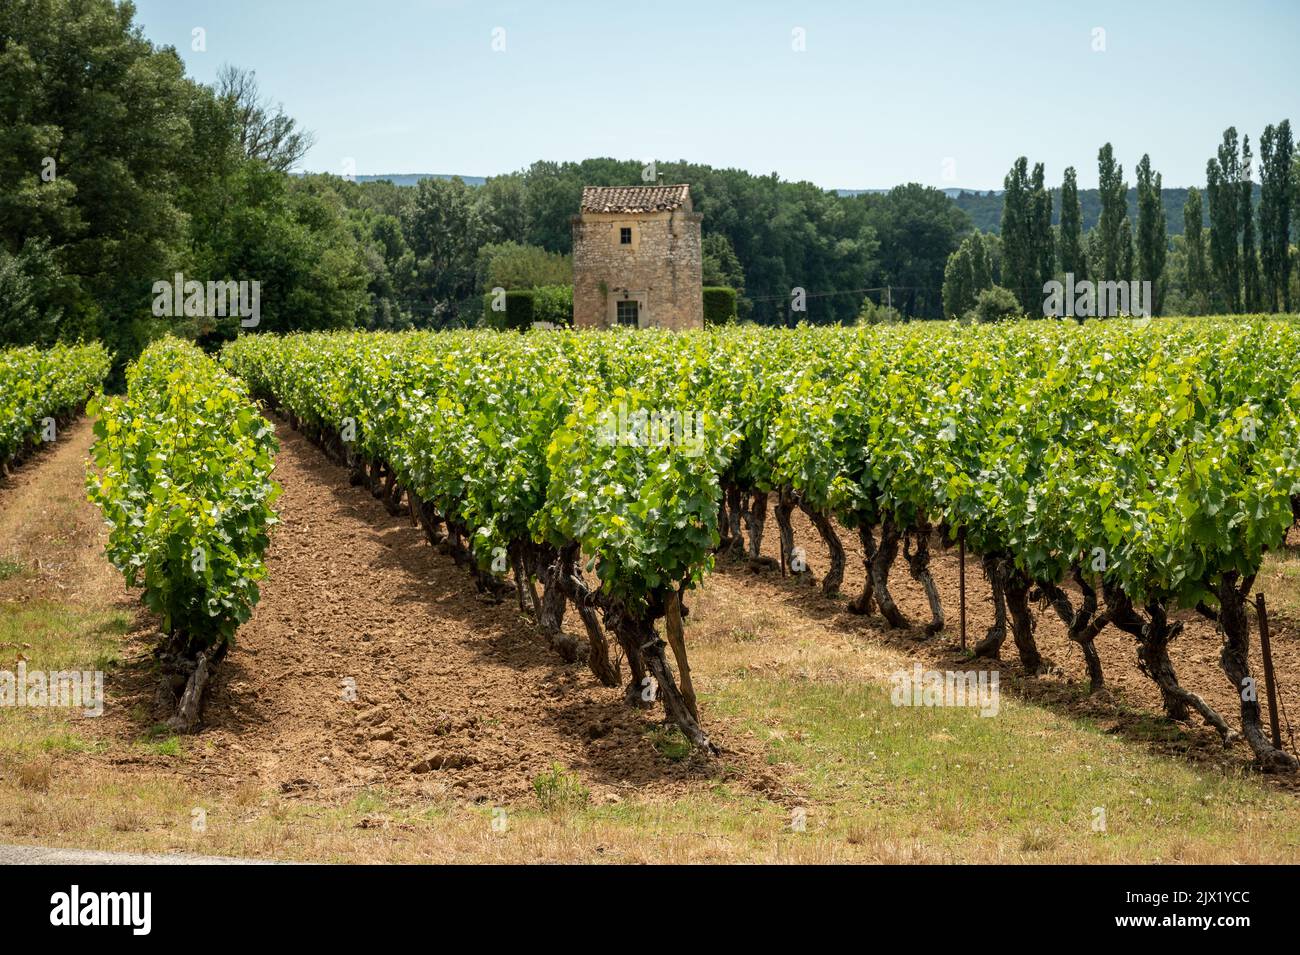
(94, 420, 774, 805)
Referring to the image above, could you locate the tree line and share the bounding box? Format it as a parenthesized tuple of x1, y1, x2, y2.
(942, 126, 1296, 320)
(1, 0, 977, 373)
(4, 0, 1294, 373)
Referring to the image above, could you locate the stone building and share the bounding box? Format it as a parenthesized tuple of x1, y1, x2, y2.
(571, 184, 703, 330)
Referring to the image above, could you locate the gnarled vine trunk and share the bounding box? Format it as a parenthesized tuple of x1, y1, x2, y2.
(800, 503, 844, 597)
(604, 603, 650, 708)
(1038, 567, 1107, 692)
(612, 597, 714, 752)
(973, 554, 1009, 658)
(160, 633, 227, 734)
(773, 488, 801, 578)
(848, 522, 878, 615)
(742, 490, 779, 571)
(1103, 583, 1234, 740)
(1002, 568, 1044, 673)
(870, 516, 908, 628)
(553, 543, 618, 686)
(904, 524, 944, 635)
(1216, 574, 1296, 770)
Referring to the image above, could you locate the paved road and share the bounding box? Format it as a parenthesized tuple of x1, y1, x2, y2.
(0, 844, 278, 865)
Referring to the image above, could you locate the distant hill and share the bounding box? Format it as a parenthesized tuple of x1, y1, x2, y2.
(331, 172, 1227, 237)
(837, 187, 970, 198)
(353, 173, 487, 187)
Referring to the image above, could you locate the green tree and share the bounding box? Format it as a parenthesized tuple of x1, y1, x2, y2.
(942, 232, 994, 319)
(862, 183, 967, 318)
(215, 65, 315, 173)
(1183, 187, 1210, 314)
(1119, 217, 1135, 283)
(942, 242, 973, 319)
(184, 167, 369, 343)
(1031, 162, 1055, 294)
(1240, 136, 1261, 311)
(0, 0, 196, 353)
(1058, 167, 1087, 281)
(475, 241, 572, 291)
(476, 173, 529, 247)
(701, 233, 750, 318)
(1096, 144, 1128, 282)
(971, 232, 995, 290)
(522, 161, 586, 253)
(701, 233, 743, 289)
(1259, 120, 1294, 312)
(1206, 128, 1243, 311)
(1136, 154, 1167, 313)
(999, 158, 1036, 309)
(403, 177, 485, 326)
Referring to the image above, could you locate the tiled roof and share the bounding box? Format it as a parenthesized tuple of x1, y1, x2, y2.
(580, 184, 690, 213)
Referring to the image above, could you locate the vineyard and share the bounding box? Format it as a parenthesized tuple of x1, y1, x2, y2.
(1, 343, 110, 475)
(199, 317, 1300, 772)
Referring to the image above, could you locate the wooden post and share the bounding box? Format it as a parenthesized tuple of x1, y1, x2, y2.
(958, 528, 967, 651)
(1256, 593, 1282, 749)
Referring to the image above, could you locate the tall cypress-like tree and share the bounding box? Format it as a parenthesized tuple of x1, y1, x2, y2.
(1031, 162, 1055, 291)
(1183, 187, 1210, 315)
(1206, 128, 1242, 311)
(971, 233, 994, 291)
(1259, 119, 1295, 312)
(1096, 144, 1128, 281)
(1136, 154, 1167, 314)
(1058, 166, 1086, 281)
(1241, 135, 1261, 311)
(942, 242, 974, 319)
(1119, 217, 1135, 284)
(1000, 157, 1036, 310)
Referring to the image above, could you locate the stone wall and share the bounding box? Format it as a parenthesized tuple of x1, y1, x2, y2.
(572, 208, 703, 330)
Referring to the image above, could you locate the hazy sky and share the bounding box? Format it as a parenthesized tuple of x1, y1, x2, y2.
(131, 0, 1300, 191)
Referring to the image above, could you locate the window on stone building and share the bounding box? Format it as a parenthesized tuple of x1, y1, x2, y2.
(620, 227, 632, 245)
(616, 299, 639, 327)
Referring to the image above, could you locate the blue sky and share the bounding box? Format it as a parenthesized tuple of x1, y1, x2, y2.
(131, 0, 1300, 191)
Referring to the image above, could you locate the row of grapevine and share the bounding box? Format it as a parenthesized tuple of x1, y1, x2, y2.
(87, 339, 280, 731)
(224, 330, 733, 748)
(221, 319, 1300, 766)
(0, 342, 110, 474)
(715, 318, 1300, 769)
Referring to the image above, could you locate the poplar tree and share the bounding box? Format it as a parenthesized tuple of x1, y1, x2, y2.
(1206, 128, 1242, 311)
(971, 233, 993, 292)
(942, 242, 973, 319)
(1136, 154, 1167, 314)
(1183, 187, 1210, 315)
(1058, 167, 1087, 281)
(1119, 217, 1135, 284)
(1000, 158, 1036, 310)
(1259, 120, 1294, 311)
(1096, 144, 1128, 281)
(1241, 135, 1261, 312)
(1031, 162, 1055, 290)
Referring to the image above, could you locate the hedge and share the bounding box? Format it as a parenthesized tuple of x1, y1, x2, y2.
(703, 287, 738, 326)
